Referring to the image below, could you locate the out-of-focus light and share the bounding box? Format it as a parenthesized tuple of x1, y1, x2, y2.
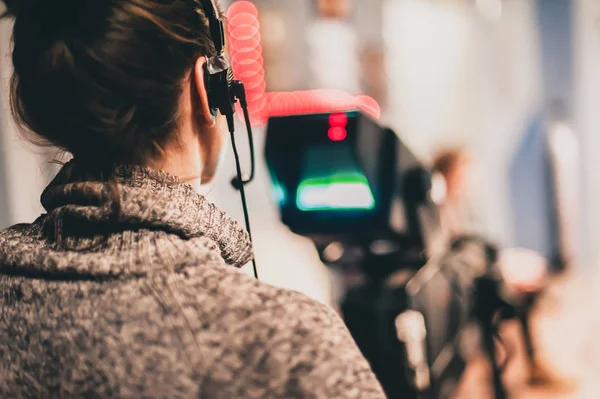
(266, 90, 380, 120)
(328, 126, 347, 142)
(430, 172, 447, 205)
(229, 22, 261, 42)
(370, 239, 401, 256)
(354, 95, 381, 120)
(549, 122, 579, 165)
(476, 0, 502, 21)
(499, 248, 548, 293)
(227, 1, 268, 125)
(272, 182, 286, 206)
(227, 0, 259, 18)
(297, 173, 375, 211)
(323, 241, 345, 263)
(329, 112, 349, 128)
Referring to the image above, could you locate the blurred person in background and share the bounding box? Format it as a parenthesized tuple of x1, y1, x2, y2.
(0, 1, 386, 398)
(431, 147, 474, 236)
(432, 147, 578, 392)
(432, 146, 547, 290)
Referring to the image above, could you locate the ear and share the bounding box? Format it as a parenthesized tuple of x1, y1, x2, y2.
(193, 57, 216, 128)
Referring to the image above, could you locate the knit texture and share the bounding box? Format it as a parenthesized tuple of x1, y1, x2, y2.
(0, 162, 386, 399)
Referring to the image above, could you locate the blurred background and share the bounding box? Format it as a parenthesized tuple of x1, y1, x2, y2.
(2, 0, 600, 397)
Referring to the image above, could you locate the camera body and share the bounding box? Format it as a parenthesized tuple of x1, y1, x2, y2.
(265, 111, 443, 268)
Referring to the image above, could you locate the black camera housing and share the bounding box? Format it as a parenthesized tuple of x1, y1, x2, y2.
(265, 111, 442, 265)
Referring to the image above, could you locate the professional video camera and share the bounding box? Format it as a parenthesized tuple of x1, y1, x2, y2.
(264, 111, 513, 399)
(265, 111, 442, 267)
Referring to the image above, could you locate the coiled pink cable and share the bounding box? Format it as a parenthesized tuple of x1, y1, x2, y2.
(227, 1, 381, 124)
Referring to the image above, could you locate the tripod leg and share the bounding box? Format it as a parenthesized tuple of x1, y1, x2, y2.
(475, 278, 509, 399)
(519, 309, 536, 364)
(481, 321, 508, 399)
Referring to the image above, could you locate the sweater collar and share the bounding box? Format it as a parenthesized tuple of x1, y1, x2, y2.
(0, 161, 253, 279)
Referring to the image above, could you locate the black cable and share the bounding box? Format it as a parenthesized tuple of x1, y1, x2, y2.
(226, 111, 259, 280)
(234, 81, 256, 184)
(241, 103, 256, 183)
(230, 80, 258, 279)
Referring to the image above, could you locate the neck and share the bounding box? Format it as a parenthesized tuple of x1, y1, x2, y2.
(27, 161, 255, 277)
(145, 135, 204, 193)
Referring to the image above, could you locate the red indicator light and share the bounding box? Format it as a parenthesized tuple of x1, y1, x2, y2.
(328, 126, 347, 142)
(329, 112, 348, 128)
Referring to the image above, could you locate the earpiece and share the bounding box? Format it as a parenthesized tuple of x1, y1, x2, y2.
(197, 0, 235, 125)
(196, 0, 258, 279)
(197, 0, 255, 186)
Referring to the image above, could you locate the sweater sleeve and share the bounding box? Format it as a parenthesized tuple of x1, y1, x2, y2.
(251, 294, 387, 399)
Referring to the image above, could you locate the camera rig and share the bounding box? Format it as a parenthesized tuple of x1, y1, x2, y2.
(264, 111, 514, 399)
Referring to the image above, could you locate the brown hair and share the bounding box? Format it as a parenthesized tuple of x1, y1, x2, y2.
(2, 0, 220, 166)
(431, 148, 469, 179)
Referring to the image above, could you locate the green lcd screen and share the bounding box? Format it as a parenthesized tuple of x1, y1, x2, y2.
(296, 144, 375, 212)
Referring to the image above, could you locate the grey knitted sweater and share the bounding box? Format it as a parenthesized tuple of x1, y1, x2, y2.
(0, 163, 386, 399)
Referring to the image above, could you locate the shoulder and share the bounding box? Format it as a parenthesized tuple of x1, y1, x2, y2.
(0, 221, 43, 267)
(165, 261, 338, 329)
(173, 264, 386, 399)
(188, 262, 339, 323)
(0, 221, 37, 240)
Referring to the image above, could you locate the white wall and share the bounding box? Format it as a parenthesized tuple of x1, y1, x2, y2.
(574, 0, 600, 268)
(472, 0, 544, 246)
(383, 0, 476, 157)
(0, 18, 49, 227)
